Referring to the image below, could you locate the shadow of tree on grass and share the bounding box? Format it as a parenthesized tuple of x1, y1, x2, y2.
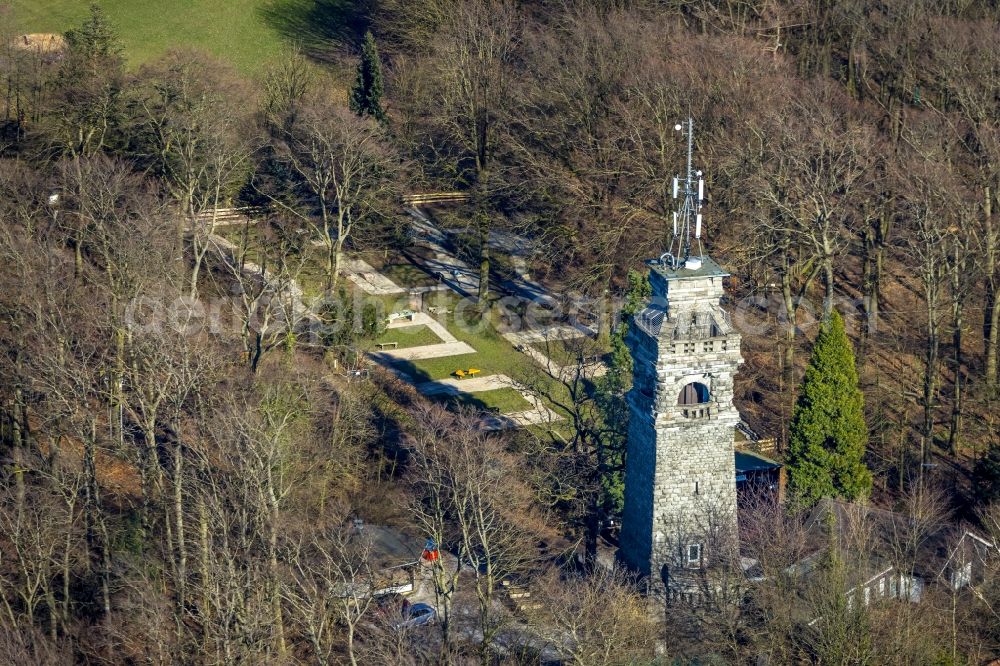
(258, 0, 372, 62)
(372, 357, 509, 417)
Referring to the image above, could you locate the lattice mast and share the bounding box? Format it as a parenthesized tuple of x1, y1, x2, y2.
(665, 117, 706, 271)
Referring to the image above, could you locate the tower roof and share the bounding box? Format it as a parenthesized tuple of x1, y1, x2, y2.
(648, 255, 729, 281)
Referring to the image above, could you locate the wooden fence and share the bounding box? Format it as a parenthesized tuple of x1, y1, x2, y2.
(402, 192, 470, 206)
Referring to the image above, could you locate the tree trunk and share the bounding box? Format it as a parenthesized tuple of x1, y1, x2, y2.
(478, 221, 490, 303)
(947, 242, 966, 455)
(250, 332, 263, 374)
(922, 292, 940, 476)
(174, 440, 186, 609)
(140, 423, 158, 544)
(860, 228, 874, 361)
(821, 247, 834, 319)
(74, 234, 84, 280)
(872, 207, 890, 334)
(267, 469, 287, 656)
(983, 187, 998, 386)
(11, 385, 25, 507)
(781, 271, 797, 386)
(347, 623, 357, 666)
(199, 494, 211, 652)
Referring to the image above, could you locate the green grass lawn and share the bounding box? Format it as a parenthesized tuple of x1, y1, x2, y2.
(437, 388, 533, 414)
(530, 336, 608, 367)
(361, 252, 441, 289)
(379, 263, 439, 289)
(373, 324, 442, 350)
(6, 0, 361, 74)
(399, 306, 536, 382)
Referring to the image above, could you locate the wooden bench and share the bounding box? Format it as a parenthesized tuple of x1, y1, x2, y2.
(377, 342, 399, 350)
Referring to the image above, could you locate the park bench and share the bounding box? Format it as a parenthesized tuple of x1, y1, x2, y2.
(453, 368, 481, 379)
(376, 342, 398, 350)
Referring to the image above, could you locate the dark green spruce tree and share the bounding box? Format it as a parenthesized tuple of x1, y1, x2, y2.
(787, 309, 872, 505)
(595, 269, 651, 515)
(65, 3, 124, 62)
(349, 31, 386, 122)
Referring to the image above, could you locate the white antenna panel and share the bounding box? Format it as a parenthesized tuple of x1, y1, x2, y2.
(672, 177, 678, 199)
(698, 179, 704, 201)
(695, 214, 702, 238)
(673, 212, 678, 235)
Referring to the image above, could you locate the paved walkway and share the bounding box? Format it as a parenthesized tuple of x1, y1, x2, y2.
(342, 257, 407, 295)
(415, 373, 514, 396)
(407, 209, 609, 381)
(408, 209, 485, 298)
(502, 325, 607, 380)
(505, 323, 592, 344)
(387, 312, 457, 342)
(373, 313, 476, 361)
(414, 374, 563, 429)
(372, 341, 476, 362)
(410, 208, 554, 303)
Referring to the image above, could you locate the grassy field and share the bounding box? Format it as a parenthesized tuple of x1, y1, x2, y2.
(6, 0, 362, 74)
(373, 324, 442, 350)
(438, 388, 533, 414)
(401, 312, 535, 383)
(362, 252, 441, 289)
(530, 337, 608, 367)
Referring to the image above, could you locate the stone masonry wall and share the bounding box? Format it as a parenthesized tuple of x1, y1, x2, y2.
(620, 261, 743, 585)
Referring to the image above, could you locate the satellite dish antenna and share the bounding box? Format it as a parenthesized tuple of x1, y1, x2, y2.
(666, 117, 707, 269)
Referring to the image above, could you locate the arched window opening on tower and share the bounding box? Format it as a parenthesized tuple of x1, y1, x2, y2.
(677, 382, 711, 419)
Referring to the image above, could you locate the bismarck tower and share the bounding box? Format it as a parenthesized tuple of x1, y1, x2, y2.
(618, 119, 743, 594)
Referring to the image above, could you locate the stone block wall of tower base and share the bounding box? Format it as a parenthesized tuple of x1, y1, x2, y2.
(620, 412, 738, 586)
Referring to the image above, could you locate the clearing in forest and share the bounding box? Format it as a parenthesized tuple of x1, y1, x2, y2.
(6, 0, 355, 73)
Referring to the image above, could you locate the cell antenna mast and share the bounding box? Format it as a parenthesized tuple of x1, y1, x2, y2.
(665, 117, 706, 271)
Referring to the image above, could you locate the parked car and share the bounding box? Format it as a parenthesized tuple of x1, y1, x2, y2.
(392, 602, 436, 630)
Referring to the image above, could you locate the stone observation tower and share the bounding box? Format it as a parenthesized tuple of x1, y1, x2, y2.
(618, 119, 743, 592)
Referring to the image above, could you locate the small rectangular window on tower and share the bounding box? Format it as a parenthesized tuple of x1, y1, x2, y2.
(687, 543, 702, 568)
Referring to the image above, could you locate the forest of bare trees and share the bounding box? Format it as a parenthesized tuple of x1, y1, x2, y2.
(1, 0, 1000, 663)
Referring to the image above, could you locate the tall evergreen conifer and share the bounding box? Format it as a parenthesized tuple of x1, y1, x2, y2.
(595, 270, 651, 514)
(788, 310, 872, 505)
(349, 31, 385, 122)
(65, 4, 124, 62)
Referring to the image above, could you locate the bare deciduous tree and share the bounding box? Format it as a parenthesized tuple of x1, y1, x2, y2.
(275, 102, 400, 294)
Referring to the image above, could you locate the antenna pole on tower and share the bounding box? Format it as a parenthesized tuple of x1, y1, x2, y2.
(686, 117, 694, 187)
(665, 117, 706, 271)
